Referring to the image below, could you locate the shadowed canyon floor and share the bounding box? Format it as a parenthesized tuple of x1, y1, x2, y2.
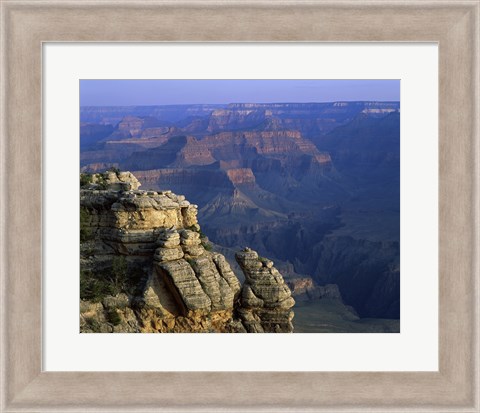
(293, 299, 400, 333)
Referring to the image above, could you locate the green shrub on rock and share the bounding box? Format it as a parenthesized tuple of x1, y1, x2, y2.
(80, 173, 93, 188)
(201, 240, 213, 251)
(80, 207, 93, 242)
(108, 166, 121, 176)
(106, 308, 122, 326)
(80, 269, 116, 302)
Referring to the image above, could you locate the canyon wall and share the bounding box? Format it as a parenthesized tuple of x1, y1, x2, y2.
(79, 103, 401, 321)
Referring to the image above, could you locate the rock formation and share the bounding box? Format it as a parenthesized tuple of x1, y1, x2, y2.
(235, 248, 295, 333)
(152, 228, 240, 315)
(84, 170, 142, 191)
(80, 171, 292, 333)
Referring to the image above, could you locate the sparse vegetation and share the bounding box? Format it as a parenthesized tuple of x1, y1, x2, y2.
(84, 316, 102, 332)
(80, 173, 93, 188)
(80, 207, 93, 242)
(80, 256, 146, 302)
(201, 240, 212, 251)
(82, 244, 95, 257)
(80, 269, 117, 302)
(95, 173, 108, 189)
(80, 172, 110, 189)
(111, 256, 128, 293)
(105, 308, 122, 326)
(108, 166, 121, 176)
(128, 267, 148, 296)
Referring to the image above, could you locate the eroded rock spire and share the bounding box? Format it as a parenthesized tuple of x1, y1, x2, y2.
(235, 247, 295, 333)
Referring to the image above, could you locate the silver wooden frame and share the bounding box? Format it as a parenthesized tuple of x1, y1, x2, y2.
(1, 1, 479, 411)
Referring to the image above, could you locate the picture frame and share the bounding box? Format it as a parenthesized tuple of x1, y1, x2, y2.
(1, 0, 478, 411)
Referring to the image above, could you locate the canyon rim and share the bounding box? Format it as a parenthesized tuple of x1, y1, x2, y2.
(79, 79, 400, 333)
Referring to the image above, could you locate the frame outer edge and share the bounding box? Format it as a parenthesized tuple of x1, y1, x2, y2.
(438, 4, 479, 410)
(2, 1, 43, 408)
(473, 2, 480, 411)
(0, 0, 7, 411)
(1, 1, 480, 412)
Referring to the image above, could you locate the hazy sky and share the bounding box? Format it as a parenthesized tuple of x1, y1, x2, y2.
(80, 79, 400, 106)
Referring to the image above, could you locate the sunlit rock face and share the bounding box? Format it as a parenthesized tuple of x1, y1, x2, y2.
(80, 172, 289, 333)
(235, 247, 295, 333)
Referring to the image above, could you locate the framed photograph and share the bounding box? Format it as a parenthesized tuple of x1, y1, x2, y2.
(76, 78, 402, 336)
(1, 1, 478, 412)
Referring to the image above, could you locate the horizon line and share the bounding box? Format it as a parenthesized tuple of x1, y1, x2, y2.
(80, 100, 401, 108)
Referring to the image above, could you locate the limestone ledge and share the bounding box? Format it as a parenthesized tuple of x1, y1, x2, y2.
(81, 188, 199, 257)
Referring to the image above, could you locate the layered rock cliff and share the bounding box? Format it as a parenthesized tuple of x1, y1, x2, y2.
(80, 171, 294, 333)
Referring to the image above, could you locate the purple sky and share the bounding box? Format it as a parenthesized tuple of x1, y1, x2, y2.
(80, 80, 400, 106)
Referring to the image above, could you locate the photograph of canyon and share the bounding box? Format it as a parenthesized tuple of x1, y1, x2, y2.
(80, 80, 400, 333)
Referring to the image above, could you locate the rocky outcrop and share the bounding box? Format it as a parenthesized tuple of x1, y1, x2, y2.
(80, 172, 289, 333)
(101, 170, 141, 190)
(152, 228, 241, 316)
(81, 170, 142, 191)
(80, 294, 141, 333)
(235, 248, 295, 333)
